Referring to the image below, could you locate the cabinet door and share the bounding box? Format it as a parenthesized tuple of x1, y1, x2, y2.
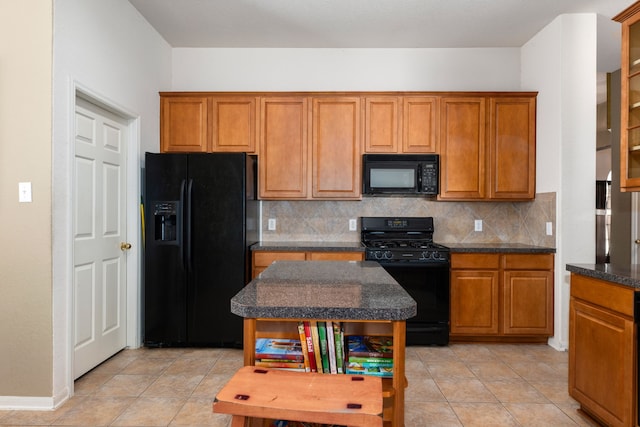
(312, 98, 361, 199)
(439, 97, 486, 199)
(364, 97, 400, 153)
(569, 298, 635, 427)
(488, 97, 536, 199)
(615, 4, 640, 191)
(160, 96, 209, 152)
(211, 97, 258, 152)
(450, 270, 499, 335)
(502, 270, 553, 335)
(259, 97, 309, 199)
(403, 97, 438, 153)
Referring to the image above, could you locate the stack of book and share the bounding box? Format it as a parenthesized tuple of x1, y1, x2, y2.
(254, 338, 306, 371)
(297, 321, 345, 374)
(345, 335, 394, 377)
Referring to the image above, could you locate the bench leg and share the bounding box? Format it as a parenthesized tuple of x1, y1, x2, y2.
(230, 415, 246, 427)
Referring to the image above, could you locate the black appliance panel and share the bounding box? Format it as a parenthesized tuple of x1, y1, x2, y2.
(377, 262, 450, 346)
(144, 153, 256, 347)
(363, 154, 439, 196)
(144, 154, 188, 345)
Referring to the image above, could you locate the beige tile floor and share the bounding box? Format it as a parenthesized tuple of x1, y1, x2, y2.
(0, 344, 602, 426)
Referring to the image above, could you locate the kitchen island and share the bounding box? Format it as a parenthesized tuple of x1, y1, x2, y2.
(231, 260, 417, 427)
(566, 263, 640, 427)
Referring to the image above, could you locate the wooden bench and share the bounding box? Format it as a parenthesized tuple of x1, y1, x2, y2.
(213, 366, 384, 427)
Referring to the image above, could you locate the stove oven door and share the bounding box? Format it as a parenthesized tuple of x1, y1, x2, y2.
(377, 261, 450, 346)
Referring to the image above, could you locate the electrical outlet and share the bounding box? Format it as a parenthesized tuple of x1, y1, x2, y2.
(268, 218, 276, 231)
(546, 222, 553, 236)
(349, 219, 357, 231)
(474, 219, 482, 232)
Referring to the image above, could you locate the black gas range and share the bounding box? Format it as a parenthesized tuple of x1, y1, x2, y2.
(361, 217, 450, 345)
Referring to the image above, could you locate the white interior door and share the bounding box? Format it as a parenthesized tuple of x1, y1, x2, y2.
(73, 96, 129, 379)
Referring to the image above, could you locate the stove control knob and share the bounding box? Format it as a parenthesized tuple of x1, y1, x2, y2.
(432, 250, 440, 260)
(421, 251, 431, 260)
(373, 251, 382, 260)
(384, 251, 393, 260)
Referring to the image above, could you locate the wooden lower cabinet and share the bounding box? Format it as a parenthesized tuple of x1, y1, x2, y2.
(252, 250, 364, 279)
(569, 273, 637, 427)
(450, 253, 554, 341)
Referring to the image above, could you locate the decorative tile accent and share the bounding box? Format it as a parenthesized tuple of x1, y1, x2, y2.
(262, 192, 556, 247)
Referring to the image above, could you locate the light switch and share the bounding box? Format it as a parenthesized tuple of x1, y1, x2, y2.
(18, 182, 32, 203)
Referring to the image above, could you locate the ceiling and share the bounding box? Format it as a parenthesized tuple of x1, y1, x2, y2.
(129, 0, 634, 48)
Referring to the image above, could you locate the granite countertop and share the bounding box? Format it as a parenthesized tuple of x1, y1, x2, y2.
(231, 260, 417, 320)
(251, 241, 364, 252)
(566, 263, 640, 289)
(444, 243, 556, 253)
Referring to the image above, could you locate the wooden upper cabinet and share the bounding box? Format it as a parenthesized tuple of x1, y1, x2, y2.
(439, 94, 536, 201)
(210, 97, 258, 153)
(161, 96, 209, 152)
(489, 97, 536, 199)
(363, 96, 438, 153)
(439, 97, 486, 200)
(615, 3, 640, 191)
(403, 96, 438, 153)
(364, 97, 400, 153)
(259, 97, 309, 199)
(312, 97, 361, 199)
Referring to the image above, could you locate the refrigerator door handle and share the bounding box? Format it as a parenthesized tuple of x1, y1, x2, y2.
(179, 179, 186, 269)
(186, 178, 194, 273)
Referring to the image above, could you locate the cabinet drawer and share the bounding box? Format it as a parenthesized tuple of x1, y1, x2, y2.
(503, 254, 553, 270)
(570, 273, 635, 318)
(308, 251, 363, 261)
(253, 251, 306, 267)
(451, 253, 500, 269)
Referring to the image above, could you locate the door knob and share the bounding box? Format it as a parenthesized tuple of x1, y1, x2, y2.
(120, 242, 132, 251)
(635, 239, 640, 245)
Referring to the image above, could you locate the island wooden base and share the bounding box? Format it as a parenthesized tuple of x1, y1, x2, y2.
(242, 318, 407, 427)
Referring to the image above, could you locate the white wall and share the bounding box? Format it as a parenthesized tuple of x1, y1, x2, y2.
(522, 14, 598, 350)
(52, 0, 171, 407)
(172, 48, 521, 91)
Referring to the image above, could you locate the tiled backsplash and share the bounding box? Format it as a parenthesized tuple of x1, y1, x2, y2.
(261, 192, 556, 247)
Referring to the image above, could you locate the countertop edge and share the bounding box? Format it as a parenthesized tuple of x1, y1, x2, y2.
(252, 241, 555, 254)
(251, 242, 364, 252)
(566, 264, 640, 289)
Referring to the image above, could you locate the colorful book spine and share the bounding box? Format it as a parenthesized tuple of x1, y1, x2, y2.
(302, 321, 317, 372)
(297, 322, 311, 372)
(310, 321, 324, 373)
(255, 338, 304, 361)
(255, 360, 307, 369)
(347, 361, 393, 368)
(326, 321, 337, 374)
(347, 356, 394, 364)
(317, 321, 330, 374)
(345, 366, 393, 377)
(333, 322, 344, 374)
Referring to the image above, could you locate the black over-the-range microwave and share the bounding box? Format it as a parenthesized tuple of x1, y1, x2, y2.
(362, 154, 439, 196)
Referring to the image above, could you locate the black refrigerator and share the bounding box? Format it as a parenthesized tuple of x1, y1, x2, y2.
(143, 152, 258, 347)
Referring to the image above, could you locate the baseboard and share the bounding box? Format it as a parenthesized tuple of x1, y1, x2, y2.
(0, 396, 56, 411)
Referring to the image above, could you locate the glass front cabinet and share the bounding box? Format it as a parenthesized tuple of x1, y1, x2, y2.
(616, 2, 640, 191)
